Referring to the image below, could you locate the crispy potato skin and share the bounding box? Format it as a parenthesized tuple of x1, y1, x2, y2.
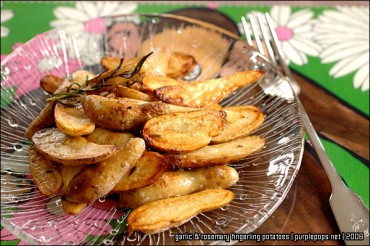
(127, 189, 235, 234)
(112, 151, 171, 192)
(211, 106, 265, 144)
(64, 138, 145, 204)
(26, 102, 55, 140)
(32, 127, 116, 165)
(154, 70, 264, 108)
(119, 165, 239, 209)
(168, 135, 265, 168)
(82, 95, 170, 131)
(28, 145, 63, 196)
(142, 109, 227, 153)
(54, 103, 95, 137)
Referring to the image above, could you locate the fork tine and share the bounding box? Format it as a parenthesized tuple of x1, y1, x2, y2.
(264, 13, 293, 78)
(241, 16, 253, 46)
(256, 14, 277, 64)
(247, 14, 264, 55)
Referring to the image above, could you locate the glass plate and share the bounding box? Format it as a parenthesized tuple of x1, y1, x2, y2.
(0, 13, 304, 245)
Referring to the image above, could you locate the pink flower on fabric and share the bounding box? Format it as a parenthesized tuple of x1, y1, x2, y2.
(1, 33, 83, 98)
(4, 190, 124, 245)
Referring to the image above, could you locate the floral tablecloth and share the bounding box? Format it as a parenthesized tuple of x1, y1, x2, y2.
(1, 1, 368, 245)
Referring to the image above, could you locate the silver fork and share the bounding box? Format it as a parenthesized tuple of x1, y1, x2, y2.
(242, 13, 369, 245)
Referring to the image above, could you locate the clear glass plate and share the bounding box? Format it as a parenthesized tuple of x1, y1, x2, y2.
(0, 13, 304, 245)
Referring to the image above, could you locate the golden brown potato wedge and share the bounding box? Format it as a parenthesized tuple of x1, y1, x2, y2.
(40, 74, 64, 94)
(26, 101, 55, 140)
(154, 70, 264, 108)
(112, 151, 170, 192)
(61, 196, 87, 215)
(119, 165, 238, 209)
(168, 135, 265, 168)
(28, 145, 63, 196)
(54, 103, 95, 137)
(116, 85, 155, 102)
(82, 95, 170, 131)
(85, 127, 134, 147)
(64, 138, 145, 204)
(211, 105, 264, 144)
(142, 75, 184, 92)
(142, 109, 226, 153)
(59, 164, 85, 194)
(127, 189, 235, 234)
(32, 127, 116, 165)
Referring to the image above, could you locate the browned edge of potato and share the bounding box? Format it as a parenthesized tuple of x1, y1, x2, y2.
(211, 105, 265, 144)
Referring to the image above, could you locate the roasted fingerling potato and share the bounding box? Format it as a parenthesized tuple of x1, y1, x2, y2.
(119, 165, 239, 209)
(28, 145, 63, 197)
(112, 150, 171, 192)
(64, 138, 145, 204)
(127, 189, 235, 234)
(32, 127, 116, 165)
(142, 108, 227, 152)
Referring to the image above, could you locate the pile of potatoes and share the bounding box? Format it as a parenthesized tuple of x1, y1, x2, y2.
(27, 48, 266, 234)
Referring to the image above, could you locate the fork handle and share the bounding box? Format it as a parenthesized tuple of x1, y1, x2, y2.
(289, 77, 370, 245)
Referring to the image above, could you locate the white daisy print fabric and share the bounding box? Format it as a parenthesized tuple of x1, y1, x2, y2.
(1, 9, 14, 38)
(313, 6, 369, 92)
(269, 5, 321, 66)
(239, 5, 321, 66)
(50, 1, 138, 28)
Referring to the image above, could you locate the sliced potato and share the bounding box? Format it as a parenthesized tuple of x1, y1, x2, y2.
(142, 75, 184, 92)
(116, 85, 155, 102)
(59, 164, 85, 194)
(85, 127, 134, 147)
(26, 101, 55, 140)
(28, 145, 63, 196)
(64, 138, 145, 204)
(32, 127, 116, 165)
(211, 105, 264, 144)
(142, 109, 226, 153)
(54, 103, 95, 137)
(40, 74, 64, 94)
(127, 189, 235, 234)
(112, 151, 170, 192)
(168, 135, 265, 168)
(154, 70, 264, 108)
(61, 196, 87, 215)
(119, 165, 239, 209)
(82, 95, 170, 131)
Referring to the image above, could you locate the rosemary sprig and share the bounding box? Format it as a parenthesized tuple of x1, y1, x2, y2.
(47, 52, 153, 105)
